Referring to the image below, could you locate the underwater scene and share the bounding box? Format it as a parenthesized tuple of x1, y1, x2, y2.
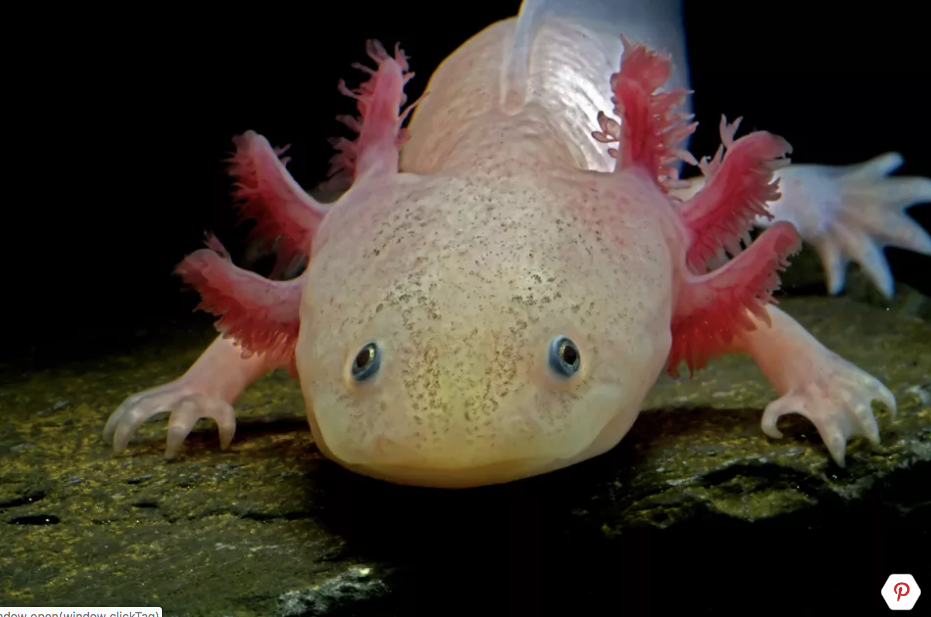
(3, 1, 929, 615)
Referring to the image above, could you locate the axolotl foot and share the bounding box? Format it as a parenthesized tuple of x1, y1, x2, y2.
(771, 153, 931, 299)
(737, 306, 897, 467)
(760, 351, 897, 467)
(104, 377, 237, 459)
(102, 335, 282, 459)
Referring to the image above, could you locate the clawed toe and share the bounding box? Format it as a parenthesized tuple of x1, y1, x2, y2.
(760, 367, 896, 466)
(103, 381, 238, 458)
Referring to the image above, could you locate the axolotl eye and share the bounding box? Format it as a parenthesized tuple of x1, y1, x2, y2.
(350, 342, 381, 382)
(548, 336, 581, 377)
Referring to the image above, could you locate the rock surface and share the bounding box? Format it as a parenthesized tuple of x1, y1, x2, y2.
(1, 276, 929, 615)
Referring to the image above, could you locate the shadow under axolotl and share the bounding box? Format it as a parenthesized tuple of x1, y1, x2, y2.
(302, 403, 833, 546)
(294, 402, 919, 615)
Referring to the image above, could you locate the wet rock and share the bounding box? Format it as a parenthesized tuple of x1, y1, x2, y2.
(275, 565, 392, 617)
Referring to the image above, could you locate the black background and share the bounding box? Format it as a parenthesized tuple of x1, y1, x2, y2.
(5, 2, 929, 613)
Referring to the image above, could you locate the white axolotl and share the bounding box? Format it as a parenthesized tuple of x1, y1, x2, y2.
(104, 0, 930, 488)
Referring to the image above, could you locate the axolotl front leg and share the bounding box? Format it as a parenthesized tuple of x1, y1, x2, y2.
(599, 38, 897, 466)
(670, 119, 898, 465)
(105, 335, 285, 457)
(104, 42, 415, 458)
(669, 227, 897, 466)
(104, 128, 319, 457)
(735, 305, 896, 465)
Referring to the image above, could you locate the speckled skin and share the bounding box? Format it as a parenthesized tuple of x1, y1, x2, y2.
(299, 170, 678, 486)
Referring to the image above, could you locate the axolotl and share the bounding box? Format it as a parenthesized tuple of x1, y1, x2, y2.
(104, 0, 931, 488)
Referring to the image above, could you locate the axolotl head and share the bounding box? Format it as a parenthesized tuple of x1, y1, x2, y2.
(295, 171, 674, 487)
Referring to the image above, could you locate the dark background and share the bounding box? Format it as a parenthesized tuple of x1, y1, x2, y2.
(8, 1, 929, 363)
(4, 2, 929, 614)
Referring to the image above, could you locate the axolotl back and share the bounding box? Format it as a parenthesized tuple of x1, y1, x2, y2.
(105, 0, 930, 487)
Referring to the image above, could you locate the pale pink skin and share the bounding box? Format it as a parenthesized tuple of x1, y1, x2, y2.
(105, 0, 929, 488)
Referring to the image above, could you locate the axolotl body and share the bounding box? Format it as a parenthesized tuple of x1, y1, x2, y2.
(104, 0, 931, 488)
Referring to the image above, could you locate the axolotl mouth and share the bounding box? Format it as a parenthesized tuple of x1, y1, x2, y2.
(302, 396, 636, 489)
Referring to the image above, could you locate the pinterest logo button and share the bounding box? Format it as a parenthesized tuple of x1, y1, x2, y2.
(881, 574, 921, 611)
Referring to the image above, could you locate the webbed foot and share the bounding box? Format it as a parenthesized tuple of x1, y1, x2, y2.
(773, 153, 931, 298)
